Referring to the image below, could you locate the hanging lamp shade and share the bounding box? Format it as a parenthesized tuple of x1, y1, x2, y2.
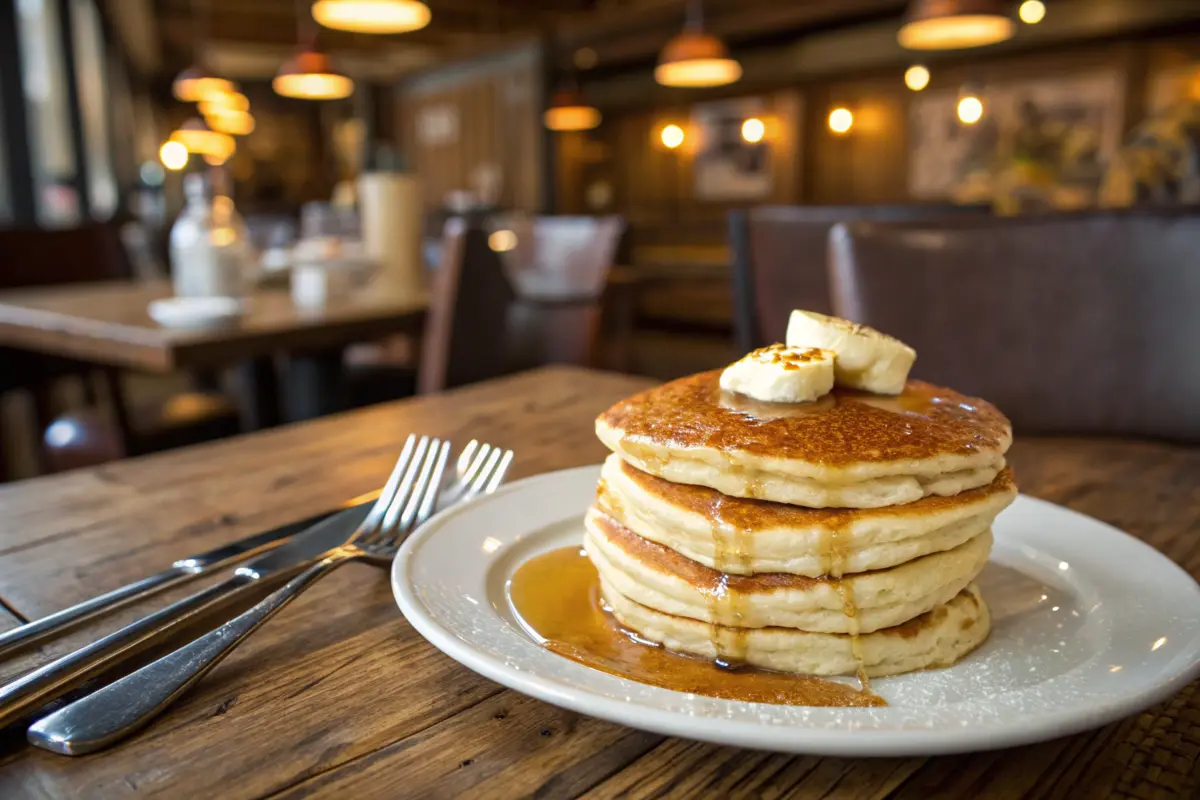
(897, 0, 1015, 50)
(205, 107, 256, 136)
(544, 86, 601, 132)
(172, 65, 235, 102)
(311, 0, 431, 33)
(170, 118, 236, 162)
(273, 48, 354, 100)
(655, 28, 741, 88)
(199, 91, 250, 116)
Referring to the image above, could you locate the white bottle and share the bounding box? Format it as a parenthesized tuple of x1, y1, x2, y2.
(169, 172, 250, 299)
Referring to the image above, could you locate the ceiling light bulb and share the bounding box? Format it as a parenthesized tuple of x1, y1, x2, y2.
(957, 95, 984, 124)
(828, 108, 854, 134)
(1018, 0, 1045, 24)
(661, 124, 685, 149)
(905, 64, 931, 91)
(741, 118, 765, 143)
(159, 141, 188, 171)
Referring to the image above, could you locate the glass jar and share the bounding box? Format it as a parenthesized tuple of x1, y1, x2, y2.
(169, 171, 252, 298)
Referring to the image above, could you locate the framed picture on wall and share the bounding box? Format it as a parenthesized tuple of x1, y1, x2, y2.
(691, 97, 772, 201)
(908, 70, 1124, 210)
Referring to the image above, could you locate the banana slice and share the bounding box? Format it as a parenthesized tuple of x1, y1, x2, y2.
(719, 344, 836, 403)
(786, 310, 915, 395)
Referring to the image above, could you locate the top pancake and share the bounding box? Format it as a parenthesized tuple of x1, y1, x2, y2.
(596, 370, 1012, 508)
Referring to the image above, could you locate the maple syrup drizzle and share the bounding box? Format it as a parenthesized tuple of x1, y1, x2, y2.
(510, 546, 884, 708)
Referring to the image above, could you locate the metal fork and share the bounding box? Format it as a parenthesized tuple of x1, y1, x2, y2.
(29, 438, 513, 755)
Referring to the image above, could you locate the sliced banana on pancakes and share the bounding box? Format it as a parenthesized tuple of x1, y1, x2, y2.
(719, 344, 835, 404)
(787, 310, 916, 396)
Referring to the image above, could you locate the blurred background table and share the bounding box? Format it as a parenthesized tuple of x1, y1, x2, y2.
(0, 280, 427, 445)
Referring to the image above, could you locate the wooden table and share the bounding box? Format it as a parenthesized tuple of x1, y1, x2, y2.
(0, 366, 1195, 799)
(0, 280, 427, 429)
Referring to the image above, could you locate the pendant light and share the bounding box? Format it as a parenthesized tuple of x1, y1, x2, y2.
(275, 0, 355, 100)
(312, 0, 431, 33)
(173, 66, 235, 102)
(898, 0, 1015, 51)
(172, 0, 233, 101)
(170, 117, 236, 163)
(199, 90, 250, 116)
(655, 0, 741, 88)
(205, 108, 256, 136)
(274, 48, 354, 100)
(544, 83, 601, 132)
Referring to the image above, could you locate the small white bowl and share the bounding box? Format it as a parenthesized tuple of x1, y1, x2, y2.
(148, 296, 245, 329)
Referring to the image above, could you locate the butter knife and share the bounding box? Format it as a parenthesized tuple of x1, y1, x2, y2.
(0, 502, 371, 730)
(0, 508, 349, 662)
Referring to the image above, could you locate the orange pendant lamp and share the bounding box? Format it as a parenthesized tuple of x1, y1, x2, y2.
(655, 0, 741, 88)
(275, 0, 355, 100)
(312, 0, 431, 33)
(172, 65, 235, 102)
(898, 0, 1015, 50)
(274, 46, 354, 100)
(170, 117, 236, 163)
(544, 84, 601, 132)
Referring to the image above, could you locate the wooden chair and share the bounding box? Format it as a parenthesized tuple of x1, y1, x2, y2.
(490, 215, 626, 372)
(0, 224, 241, 475)
(417, 217, 516, 393)
(828, 211, 1200, 442)
(727, 204, 987, 352)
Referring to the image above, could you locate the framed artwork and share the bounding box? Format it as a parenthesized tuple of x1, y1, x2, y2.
(908, 71, 1125, 209)
(691, 97, 773, 201)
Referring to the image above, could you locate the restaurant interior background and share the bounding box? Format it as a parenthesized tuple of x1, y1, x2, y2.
(1, 0, 1199, 480)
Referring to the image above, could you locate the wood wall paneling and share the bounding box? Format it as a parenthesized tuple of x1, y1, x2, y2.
(398, 47, 543, 214)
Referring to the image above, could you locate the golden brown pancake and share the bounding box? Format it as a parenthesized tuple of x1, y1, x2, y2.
(601, 578, 991, 677)
(597, 454, 1016, 576)
(596, 371, 1012, 508)
(584, 506, 991, 634)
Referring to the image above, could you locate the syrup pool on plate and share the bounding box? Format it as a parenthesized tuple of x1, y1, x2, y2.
(507, 546, 884, 708)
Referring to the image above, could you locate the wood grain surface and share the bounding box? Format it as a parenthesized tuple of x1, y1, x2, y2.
(0, 366, 1195, 799)
(0, 281, 426, 371)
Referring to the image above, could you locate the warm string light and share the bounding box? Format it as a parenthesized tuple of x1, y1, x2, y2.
(957, 95, 984, 124)
(159, 141, 189, 170)
(741, 117, 765, 143)
(828, 107, 854, 135)
(660, 124, 685, 149)
(1018, 0, 1045, 24)
(905, 64, 931, 91)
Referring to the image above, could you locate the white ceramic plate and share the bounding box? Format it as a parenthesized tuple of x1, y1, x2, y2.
(393, 465, 1200, 756)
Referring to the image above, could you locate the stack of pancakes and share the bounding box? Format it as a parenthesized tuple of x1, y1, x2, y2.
(585, 371, 1016, 678)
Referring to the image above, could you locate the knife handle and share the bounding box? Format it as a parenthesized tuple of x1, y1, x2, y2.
(0, 573, 258, 730)
(28, 551, 359, 755)
(0, 569, 189, 662)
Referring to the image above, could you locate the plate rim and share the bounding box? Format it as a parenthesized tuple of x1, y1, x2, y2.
(392, 465, 1200, 756)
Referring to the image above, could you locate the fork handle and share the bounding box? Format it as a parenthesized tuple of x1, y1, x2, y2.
(28, 551, 358, 756)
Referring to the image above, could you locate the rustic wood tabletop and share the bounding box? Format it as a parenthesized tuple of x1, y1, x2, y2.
(0, 366, 1195, 799)
(0, 280, 427, 372)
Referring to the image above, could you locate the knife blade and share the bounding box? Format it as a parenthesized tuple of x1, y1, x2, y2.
(0, 502, 371, 730)
(0, 507, 351, 662)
